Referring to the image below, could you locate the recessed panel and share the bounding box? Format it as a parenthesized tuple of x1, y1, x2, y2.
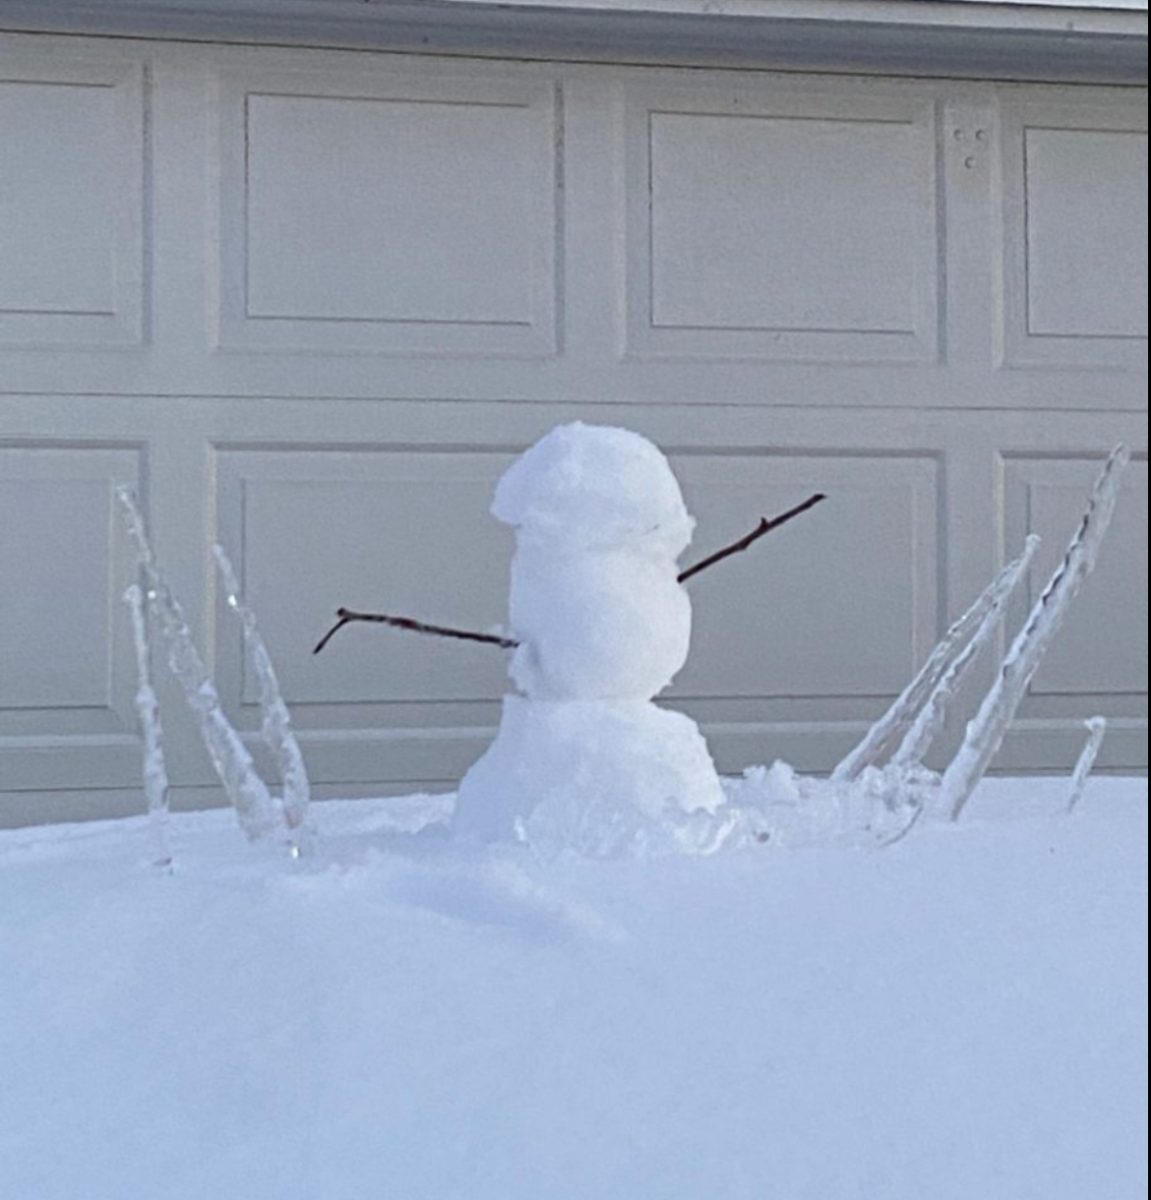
(0, 445, 141, 718)
(670, 453, 941, 700)
(0, 61, 144, 346)
(216, 68, 558, 355)
(651, 113, 919, 334)
(999, 99, 1147, 371)
(625, 84, 939, 363)
(215, 449, 517, 710)
(247, 95, 539, 324)
(1002, 454, 1148, 699)
(1025, 128, 1148, 339)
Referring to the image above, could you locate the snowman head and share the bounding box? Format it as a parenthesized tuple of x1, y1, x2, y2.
(493, 423, 695, 557)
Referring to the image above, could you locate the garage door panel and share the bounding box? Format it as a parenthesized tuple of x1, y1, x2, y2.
(999, 98, 1148, 371)
(670, 451, 941, 701)
(0, 33, 1146, 820)
(0, 444, 145, 793)
(0, 58, 146, 348)
(624, 82, 939, 364)
(212, 447, 516, 714)
(214, 66, 559, 357)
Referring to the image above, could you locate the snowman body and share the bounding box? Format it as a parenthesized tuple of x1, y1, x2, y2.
(453, 423, 725, 848)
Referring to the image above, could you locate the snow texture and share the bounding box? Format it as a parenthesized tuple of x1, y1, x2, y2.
(495, 422, 695, 700)
(455, 697, 727, 852)
(0, 779, 1145, 1200)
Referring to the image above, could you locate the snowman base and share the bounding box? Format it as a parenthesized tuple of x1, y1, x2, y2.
(453, 696, 726, 857)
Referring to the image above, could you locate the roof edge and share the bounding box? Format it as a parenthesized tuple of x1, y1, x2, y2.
(0, 0, 1146, 84)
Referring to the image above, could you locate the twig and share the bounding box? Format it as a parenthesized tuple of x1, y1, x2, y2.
(676, 493, 826, 584)
(313, 494, 826, 655)
(313, 608, 520, 655)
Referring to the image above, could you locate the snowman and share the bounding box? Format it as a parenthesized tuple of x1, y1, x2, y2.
(452, 423, 727, 853)
(314, 420, 823, 854)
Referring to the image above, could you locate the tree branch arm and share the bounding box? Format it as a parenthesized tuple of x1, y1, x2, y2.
(313, 608, 519, 655)
(677, 492, 826, 585)
(314, 492, 826, 654)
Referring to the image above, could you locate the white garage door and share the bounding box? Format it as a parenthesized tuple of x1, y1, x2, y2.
(0, 32, 1146, 824)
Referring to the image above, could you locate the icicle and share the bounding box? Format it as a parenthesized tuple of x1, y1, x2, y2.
(890, 536, 1041, 772)
(213, 544, 311, 840)
(1066, 717, 1107, 814)
(942, 446, 1130, 822)
(832, 540, 1042, 783)
(124, 583, 173, 870)
(115, 487, 281, 842)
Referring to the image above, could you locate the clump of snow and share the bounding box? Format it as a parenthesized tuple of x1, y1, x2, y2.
(455, 697, 728, 851)
(0, 779, 1145, 1200)
(726, 760, 938, 849)
(493, 421, 695, 557)
(455, 424, 724, 845)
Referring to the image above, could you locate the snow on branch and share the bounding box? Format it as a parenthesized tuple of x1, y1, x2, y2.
(123, 583, 172, 870)
(890, 535, 1041, 772)
(832, 538, 1041, 783)
(941, 446, 1130, 821)
(213, 544, 310, 838)
(116, 487, 281, 844)
(1066, 717, 1107, 814)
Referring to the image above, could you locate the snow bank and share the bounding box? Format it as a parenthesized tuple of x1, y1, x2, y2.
(1, 779, 1145, 1200)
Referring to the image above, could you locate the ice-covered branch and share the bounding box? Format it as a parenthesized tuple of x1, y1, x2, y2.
(941, 446, 1130, 821)
(116, 487, 281, 843)
(124, 583, 172, 870)
(1066, 717, 1107, 814)
(832, 541, 1042, 783)
(213, 545, 310, 837)
(891, 536, 1041, 771)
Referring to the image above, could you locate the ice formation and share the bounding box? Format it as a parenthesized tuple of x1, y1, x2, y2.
(117, 488, 310, 853)
(453, 424, 726, 847)
(123, 583, 172, 869)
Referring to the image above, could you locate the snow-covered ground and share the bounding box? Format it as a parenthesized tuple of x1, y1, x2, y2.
(1, 777, 1146, 1200)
